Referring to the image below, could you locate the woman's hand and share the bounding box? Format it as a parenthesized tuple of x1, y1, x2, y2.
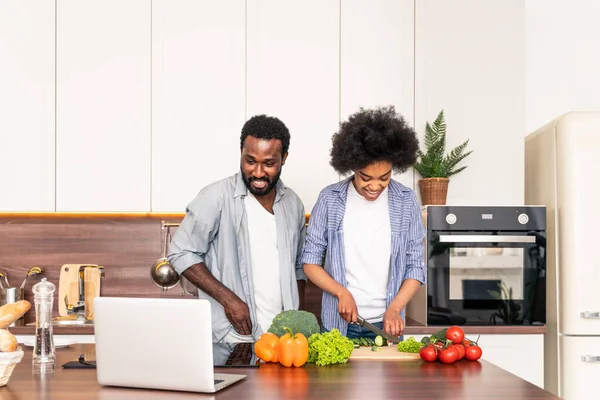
(336, 288, 358, 323)
(383, 305, 404, 337)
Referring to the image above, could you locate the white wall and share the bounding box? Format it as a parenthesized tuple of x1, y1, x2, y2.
(0, 0, 529, 212)
(526, 0, 600, 134)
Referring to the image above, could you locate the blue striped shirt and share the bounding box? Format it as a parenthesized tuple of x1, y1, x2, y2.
(300, 176, 426, 335)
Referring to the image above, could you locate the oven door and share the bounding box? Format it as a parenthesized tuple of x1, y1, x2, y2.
(426, 231, 546, 326)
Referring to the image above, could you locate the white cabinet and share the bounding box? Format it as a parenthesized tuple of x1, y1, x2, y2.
(246, 0, 340, 212)
(55, 0, 151, 211)
(410, 333, 544, 388)
(340, 0, 415, 189)
(553, 114, 600, 336)
(151, 0, 246, 212)
(414, 0, 526, 206)
(0, 1, 55, 211)
(560, 336, 600, 400)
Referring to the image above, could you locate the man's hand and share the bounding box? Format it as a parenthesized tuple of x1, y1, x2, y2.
(383, 305, 404, 337)
(224, 295, 252, 335)
(336, 288, 358, 324)
(182, 264, 253, 335)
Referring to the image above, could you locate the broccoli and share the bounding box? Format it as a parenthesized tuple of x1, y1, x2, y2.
(267, 310, 320, 338)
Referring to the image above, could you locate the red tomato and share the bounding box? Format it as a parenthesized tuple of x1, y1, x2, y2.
(453, 344, 465, 360)
(465, 345, 483, 361)
(462, 339, 472, 347)
(438, 346, 459, 364)
(445, 326, 465, 344)
(419, 345, 438, 362)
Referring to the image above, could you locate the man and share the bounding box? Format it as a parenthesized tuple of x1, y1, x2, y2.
(168, 114, 307, 343)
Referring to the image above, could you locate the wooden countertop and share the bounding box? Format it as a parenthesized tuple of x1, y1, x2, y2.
(2, 343, 558, 399)
(8, 318, 546, 336)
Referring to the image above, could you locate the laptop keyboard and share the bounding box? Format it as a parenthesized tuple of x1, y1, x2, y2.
(214, 379, 224, 385)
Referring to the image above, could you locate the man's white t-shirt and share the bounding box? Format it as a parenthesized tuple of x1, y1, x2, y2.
(343, 183, 392, 322)
(244, 193, 283, 334)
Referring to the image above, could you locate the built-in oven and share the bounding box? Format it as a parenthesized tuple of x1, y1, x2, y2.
(425, 206, 546, 326)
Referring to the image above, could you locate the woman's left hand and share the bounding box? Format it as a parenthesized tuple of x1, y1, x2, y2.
(382, 306, 404, 337)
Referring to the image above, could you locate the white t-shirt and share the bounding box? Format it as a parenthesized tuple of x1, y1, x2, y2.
(343, 183, 392, 321)
(244, 193, 283, 334)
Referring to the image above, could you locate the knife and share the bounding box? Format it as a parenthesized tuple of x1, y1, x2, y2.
(356, 316, 401, 344)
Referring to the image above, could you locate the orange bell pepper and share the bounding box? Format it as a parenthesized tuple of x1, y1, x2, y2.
(278, 327, 309, 367)
(254, 332, 280, 363)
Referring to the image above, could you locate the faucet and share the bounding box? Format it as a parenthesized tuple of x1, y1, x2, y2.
(65, 265, 105, 321)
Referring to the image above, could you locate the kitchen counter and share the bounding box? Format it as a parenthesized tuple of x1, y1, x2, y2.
(2, 343, 558, 399)
(7, 318, 546, 336)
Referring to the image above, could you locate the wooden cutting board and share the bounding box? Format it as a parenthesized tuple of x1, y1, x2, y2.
(84, 267, 101, 319)
(58, 264, 98, 317)
(349, 346, 421, 361)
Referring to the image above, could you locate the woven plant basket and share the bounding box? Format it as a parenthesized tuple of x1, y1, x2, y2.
(418, 178, 450, 205)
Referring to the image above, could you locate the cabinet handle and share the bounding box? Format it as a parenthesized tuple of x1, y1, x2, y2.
(581, 355, 600, 363)
(580, 311, 600, 319)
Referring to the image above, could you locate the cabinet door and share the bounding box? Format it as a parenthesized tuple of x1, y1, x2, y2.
(151, 0, 245, 212)
(340, 0, 415, 189)
(246, 0, 340, 212)
(561, 336, 600, 400)
(556, 114, 600, 335)
(56, 0, 151, 211)
(0, 1, 55, 211)
(414, 0, 526, 205)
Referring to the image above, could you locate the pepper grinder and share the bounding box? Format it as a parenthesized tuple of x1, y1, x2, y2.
(32, 278, 56, 370)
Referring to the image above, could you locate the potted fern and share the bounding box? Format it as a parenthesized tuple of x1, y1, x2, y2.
(414, 110, 473, 205)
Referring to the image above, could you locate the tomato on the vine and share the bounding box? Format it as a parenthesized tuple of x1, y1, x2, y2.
(465, 345, 483, 361)
(445, 326, 465, 344)
(453, 343, 465, 360)
(419, 345, 438, 362)
(438, 346, 459, 364)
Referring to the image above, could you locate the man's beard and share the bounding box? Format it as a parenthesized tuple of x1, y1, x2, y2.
(241, 167, 281, 197)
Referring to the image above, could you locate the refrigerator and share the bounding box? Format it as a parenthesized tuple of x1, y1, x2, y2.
(525, 111, 600, 399)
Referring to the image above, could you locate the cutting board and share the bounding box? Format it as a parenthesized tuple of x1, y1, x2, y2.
(349, 346, 421, 361)
(84, 267, 101, 319)
(58, 264, 98, 317)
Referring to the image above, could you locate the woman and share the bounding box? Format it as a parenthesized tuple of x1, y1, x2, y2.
(300, 106, 426, 340)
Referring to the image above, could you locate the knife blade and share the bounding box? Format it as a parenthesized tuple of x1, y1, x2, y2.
(356, 316, 401, 344)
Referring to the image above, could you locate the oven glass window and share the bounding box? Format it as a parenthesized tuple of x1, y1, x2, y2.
(449, 247, 524, 301)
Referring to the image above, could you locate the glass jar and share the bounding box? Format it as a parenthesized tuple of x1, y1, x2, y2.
(31, 278, 56, 370)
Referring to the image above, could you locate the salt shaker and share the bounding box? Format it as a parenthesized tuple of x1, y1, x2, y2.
(32, 278, 56, 370)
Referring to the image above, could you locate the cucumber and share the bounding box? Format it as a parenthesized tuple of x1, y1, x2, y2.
(374, 335, 383, 347)
(371, 346, 381, 352)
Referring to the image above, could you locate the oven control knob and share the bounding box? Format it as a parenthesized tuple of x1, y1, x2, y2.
(446, 213, 457, 225)
(518, 213, 529, 224)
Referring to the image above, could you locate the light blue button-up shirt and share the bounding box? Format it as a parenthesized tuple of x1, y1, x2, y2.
(168, 172, 308, 342)
(300, 176, 426, 336)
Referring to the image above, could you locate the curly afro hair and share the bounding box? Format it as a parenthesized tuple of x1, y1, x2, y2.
(330, 106, 419, 175)
(240, 114, 290, 155)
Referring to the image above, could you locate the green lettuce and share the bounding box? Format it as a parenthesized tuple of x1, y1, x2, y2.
(307, 329, 355, 366)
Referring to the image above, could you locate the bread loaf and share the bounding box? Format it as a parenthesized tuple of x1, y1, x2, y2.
(0, 300, 31, 329)
(0, 329, 17, 352)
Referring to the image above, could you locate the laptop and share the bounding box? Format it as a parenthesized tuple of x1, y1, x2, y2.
(93, 297, 247, 393)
